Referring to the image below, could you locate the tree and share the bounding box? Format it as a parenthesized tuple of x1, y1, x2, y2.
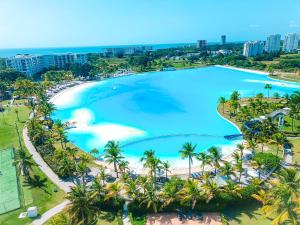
(159, 177, 183, 209)
(67, 184, 98, 225)
(218, 96, 227, 114)
(104, 141, 124, 178)
(271, 132, 287, 156)
(220, 162, 235, 180)
(14, 148, 34, 180)
(196, 152, 211, 175)
(161, 161, 171, 180)
(179, 142, 197, 178)
(14, 108, 20, 122)
(140, 180, 159, 213)
(264, 84, 272, 98)
(105, 181, 122, 202)
(89, 148, 99, 159)
(208, 146, 222, 175)
(178, 179, 202, 209)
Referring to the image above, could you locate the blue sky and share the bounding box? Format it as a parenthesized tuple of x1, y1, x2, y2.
(0, 0, 299, 48)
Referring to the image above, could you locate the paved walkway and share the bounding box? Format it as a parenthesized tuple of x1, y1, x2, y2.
(31, 200, 70, 225)
(23, 126, 73, 225)
(23, 127, 73, 193)
(122, 201, 132, 225)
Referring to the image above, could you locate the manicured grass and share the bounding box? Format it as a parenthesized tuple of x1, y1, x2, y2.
(130, 214, 147, 225)
(0, 104, 65, 225)
(282, 116, 300, 132)
(289, 138, 300, 164)
(226, 202, 274, 225)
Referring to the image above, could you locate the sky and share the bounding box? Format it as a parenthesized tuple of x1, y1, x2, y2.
(0, 0, 300, 48)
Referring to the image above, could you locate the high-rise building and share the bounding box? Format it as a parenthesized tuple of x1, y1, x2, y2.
(221, 35, 226, 45)
(283, 33, 299, 52)
(265, 34, 281, 53)
(243, 41, 264, 57)
(6, 53, 88, 76)
(196, 40, 207, 49)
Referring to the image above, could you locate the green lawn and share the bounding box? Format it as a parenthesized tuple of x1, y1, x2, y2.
(0, 104, 65, 225)
(288, 138, 300, 164)
(282, 116, 300, 132)
(225, 202, 274, 225)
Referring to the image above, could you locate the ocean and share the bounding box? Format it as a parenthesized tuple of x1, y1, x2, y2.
(0, 43, 194, 58)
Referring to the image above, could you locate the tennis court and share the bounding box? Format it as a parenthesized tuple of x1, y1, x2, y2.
(0, 148, 20, 214)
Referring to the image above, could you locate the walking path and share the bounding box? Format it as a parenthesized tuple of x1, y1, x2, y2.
(23, 127, 73, 193)
(31, 200, 70, 225)
(23, 126, 74, 224)
(122, 201, 132, 225)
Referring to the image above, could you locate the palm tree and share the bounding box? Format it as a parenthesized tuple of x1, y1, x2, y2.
(272, 132, 287, 156)
(159, 177, 183, 209)
(14, 148, 34, 180)
(235, 161, 243, 183)
(201, 179, 219, 203)
(140, 180, 159, 213)
(218, 96, 227, 114)
(264, 84, 272, 98)
(104, 140, 124, 178)
(67, 184, 98, 225)
(222, 180, 242, 198)
(220, 162, 235, 180)
(105, 181, 122, 201)
(236, 143, 244, 159)
(178, 179, 202, 209)
(14, 108, 20, 122)
(118, 160, 129, 175)
(208, 146, 222, 175)
(89, 148, 99, 159)
(90, 175, 104, 201)
(179, 142, 197, 178)
(161, 161, 171, 180)
(196, 152, 211, 175)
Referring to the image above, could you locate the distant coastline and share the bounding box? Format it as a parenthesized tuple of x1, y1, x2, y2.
(0, 43, 193, 58)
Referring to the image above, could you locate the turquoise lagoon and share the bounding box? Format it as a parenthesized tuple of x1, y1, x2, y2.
(51, 66, 300, 165)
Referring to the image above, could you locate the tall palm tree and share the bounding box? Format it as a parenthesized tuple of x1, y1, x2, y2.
(179, 142, 197, 178)
(218, 96, 227, 114)
(90, 175, 104, 201)
(236, 144, 244, 159)
(208, 146, 222, 175)
(14, 148, 34, 180)
(196, 152, 211, 175)
(264, 84, 272, 98)
(104, 140, 124, 178)
(67, 184, 98, 225)
(89, 148, 99, 159)
(161, 161, 171, 180)
(201, 179, 219, 203)
(222, 180, 242, 198)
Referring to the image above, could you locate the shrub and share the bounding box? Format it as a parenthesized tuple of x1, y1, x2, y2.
(253, 152, 281, 171)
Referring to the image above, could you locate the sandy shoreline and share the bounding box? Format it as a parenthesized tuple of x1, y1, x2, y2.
(215, 65, 269, 75)
(48, 68, 248, 175)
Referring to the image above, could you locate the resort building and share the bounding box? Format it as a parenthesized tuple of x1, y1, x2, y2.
(6, 53, 88, 76)
(265, 34, 281, 53)
(196, 40, 207, 49)
(104, 46, 153, 57)
(243, 41, 264, 57)
(221, 35, 226, 45)
(283, 33, 299, 52)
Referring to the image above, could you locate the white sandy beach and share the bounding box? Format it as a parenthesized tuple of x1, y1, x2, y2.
(215, 65, 269, 75)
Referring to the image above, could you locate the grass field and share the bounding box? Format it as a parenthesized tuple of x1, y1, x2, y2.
(0, 104, 65, 225)
(0, 149, 20, 214)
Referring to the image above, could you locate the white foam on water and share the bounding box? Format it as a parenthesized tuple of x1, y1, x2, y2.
(244, 79, 300, 89)
(69, 108, 146, 149)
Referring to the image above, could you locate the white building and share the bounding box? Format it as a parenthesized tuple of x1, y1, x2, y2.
(283, 33, 299, 52)
(265, 34, 281, 53)
(243, 41, 264, 57)
(6, 53, 88, 76)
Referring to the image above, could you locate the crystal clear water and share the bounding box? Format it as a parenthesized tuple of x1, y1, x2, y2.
(52, 66, 300, 163)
